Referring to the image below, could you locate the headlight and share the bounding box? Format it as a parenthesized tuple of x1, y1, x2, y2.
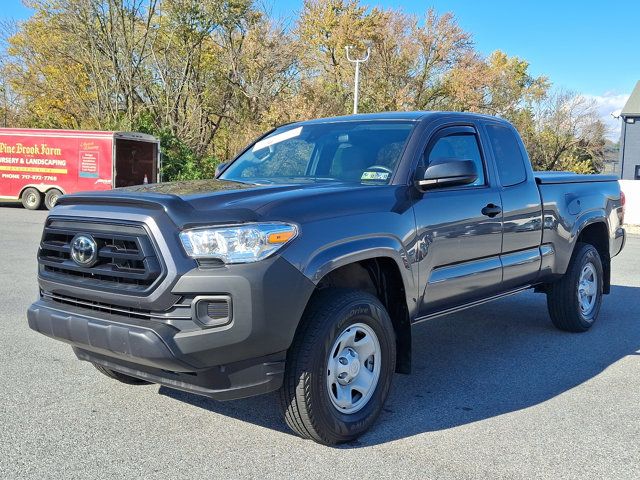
(179, 223, 298, 264)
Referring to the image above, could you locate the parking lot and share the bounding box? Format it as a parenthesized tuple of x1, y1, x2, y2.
(1, 203, 639, 479)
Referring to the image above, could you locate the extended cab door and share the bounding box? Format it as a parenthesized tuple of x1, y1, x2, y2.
(413, 123, 504, 317)
(482, 121, 543, 289)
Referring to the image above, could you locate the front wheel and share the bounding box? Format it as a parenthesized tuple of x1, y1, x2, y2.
(280, 289, 396, 445)
(547, 242, 604, 332)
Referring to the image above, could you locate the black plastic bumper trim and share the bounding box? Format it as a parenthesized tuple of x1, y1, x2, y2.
(27, 301, 196, 372)
(74, 348, 285, 401)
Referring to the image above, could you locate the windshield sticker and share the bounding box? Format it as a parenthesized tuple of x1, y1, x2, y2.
(252, 126, 302, 152)
(361, 171, 390, 181)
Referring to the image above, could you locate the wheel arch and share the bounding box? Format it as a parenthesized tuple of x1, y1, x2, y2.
(309, 254, 413, 374)
(302, 236, 415, 291)
(574, 220, 610, 294)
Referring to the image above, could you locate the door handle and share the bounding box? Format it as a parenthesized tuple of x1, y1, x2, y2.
(481, 203, 502, 218)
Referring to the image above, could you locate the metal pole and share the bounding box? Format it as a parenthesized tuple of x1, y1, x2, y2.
(345, 45, 370, 115)
(353, 61, 360, 114)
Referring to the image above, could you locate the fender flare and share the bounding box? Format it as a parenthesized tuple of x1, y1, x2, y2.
(302, 235, 416, 306)
(553, 209, 609, 276)
(570, 210, 609, 248)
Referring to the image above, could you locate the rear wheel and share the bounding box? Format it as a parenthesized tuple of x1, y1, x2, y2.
(44, 189, 62, 210)
(93, 364, 152, 385)
(280, 289, 396, 445)
(21, 187, 42, 210)
(547, 242, 604, 332)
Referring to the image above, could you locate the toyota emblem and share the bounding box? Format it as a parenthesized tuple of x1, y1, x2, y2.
(70, 234, 98, 267)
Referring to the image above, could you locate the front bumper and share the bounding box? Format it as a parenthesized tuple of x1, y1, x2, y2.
(28, 255, 315, 400)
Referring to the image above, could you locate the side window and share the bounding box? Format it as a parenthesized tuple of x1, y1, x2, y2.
(426, 132, 485, 186)
(486, 124, 527, 186)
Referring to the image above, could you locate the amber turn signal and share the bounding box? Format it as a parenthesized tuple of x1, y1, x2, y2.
(268, 230, 296, 244)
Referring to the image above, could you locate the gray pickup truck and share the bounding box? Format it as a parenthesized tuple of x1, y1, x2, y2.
(28, 112, 625, 445)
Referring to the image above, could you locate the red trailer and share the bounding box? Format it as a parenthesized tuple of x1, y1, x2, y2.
(0, 128, 161, 209)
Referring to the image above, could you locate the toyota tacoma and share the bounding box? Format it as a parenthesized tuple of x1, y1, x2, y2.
(28, 112, 626, 445)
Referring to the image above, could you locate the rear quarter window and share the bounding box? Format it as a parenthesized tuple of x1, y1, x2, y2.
(486, 124, 527, 187)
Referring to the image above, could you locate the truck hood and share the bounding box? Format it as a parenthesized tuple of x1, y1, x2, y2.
(118, 178, 260, 196)
(57, 178, 397, 228)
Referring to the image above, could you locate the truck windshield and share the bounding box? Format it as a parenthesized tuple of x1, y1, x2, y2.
(220, 121, 415, 185)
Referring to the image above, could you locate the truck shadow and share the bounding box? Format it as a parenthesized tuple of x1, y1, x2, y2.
(159, 284, 640, 446)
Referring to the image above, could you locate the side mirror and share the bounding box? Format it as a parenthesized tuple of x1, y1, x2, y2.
(215, 162, 229, 178)
(416, 158, 478, 191)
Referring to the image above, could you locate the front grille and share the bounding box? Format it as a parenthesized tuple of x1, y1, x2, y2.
(38, 218, 164, 294)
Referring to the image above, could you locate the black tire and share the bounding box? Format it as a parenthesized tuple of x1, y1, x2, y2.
(280, 288, 396, 445)
(547, 242, 604, 332)
(93, 364, 152, 385)
(44, 189, 63, 210)
(21, 187, 42, 210)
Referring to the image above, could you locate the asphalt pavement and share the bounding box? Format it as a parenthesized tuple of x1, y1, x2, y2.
(1, 203, 639, 479)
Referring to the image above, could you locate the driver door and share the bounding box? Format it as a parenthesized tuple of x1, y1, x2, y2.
(413, 124, 504, 317)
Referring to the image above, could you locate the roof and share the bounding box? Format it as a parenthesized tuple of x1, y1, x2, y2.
(296, 111, 429, 125)
(291, 111, 505, 126)
(621, 81, 640, 116)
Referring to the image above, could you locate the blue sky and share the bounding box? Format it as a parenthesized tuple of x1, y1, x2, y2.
(3, 0, 637, 137)
(267, 0, 638, 95)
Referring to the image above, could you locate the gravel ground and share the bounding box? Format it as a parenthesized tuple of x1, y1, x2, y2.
(1, 204, 639, 479)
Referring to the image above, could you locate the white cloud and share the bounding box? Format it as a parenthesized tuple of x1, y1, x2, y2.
(583, 92, 630, 141)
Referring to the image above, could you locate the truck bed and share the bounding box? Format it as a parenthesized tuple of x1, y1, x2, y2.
(534, 172, 619, 184)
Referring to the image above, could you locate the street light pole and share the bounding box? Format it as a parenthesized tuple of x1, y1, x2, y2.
(345, 45, 370, 114)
